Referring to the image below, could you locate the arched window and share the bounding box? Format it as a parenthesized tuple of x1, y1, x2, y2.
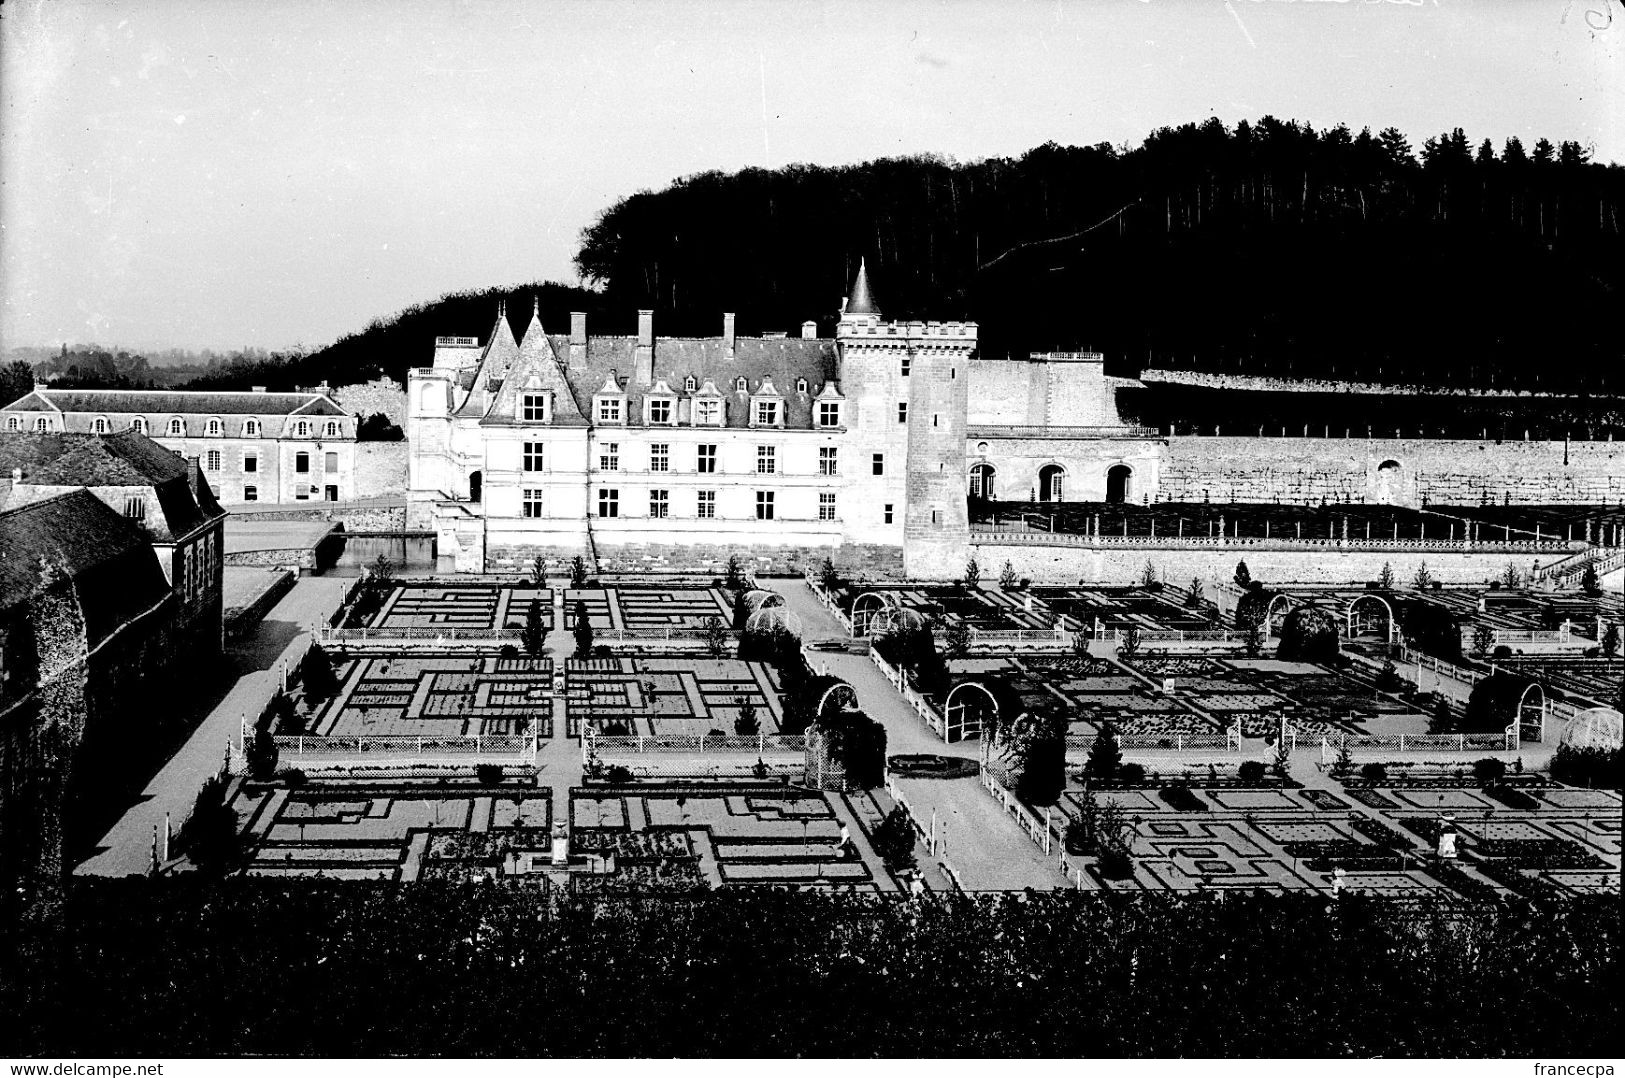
(325, 421, 339, 437)
(1039, 464, 1067, 502)
(735, 376, 748, 392)
(206, 417, 222, 436)
(6, 416, 19, 431)
(295, 420, 311, 437)
(242, 419, 259, 437)
(35, 417, 48, 432)
(969, 463, 997, 500)
(130, 417, 146, 433)
(684, 376, 697, 392)
(92, 416, 108, 434)
(469, 470, 483, 504)
(168, 418, 185, 436)
(1105, 464, 1133, 504)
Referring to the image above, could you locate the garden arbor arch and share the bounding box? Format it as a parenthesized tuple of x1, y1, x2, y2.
(1038, 464, 1067, 502)
(1265, 593, 1298, 636)
(1345, 593, 1397, 643)
(850, 591, 899, 636)
(814, 680, 859, 723)
(1105, 464, 1133, 505)
(945, 681, 1002, 744)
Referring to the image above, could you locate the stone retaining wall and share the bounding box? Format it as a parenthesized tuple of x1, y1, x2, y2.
(484, 541, 903, 578)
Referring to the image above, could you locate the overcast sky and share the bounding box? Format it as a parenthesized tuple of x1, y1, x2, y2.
(1, 0, 1618, 352)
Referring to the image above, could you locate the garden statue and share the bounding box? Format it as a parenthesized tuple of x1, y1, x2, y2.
(1436, 816, 1458, 860)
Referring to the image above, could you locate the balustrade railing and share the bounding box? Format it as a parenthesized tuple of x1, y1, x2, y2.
(268, 734, 536, 766)
(969, 528, 1578, 554)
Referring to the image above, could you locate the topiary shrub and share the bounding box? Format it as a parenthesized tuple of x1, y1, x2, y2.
(245, 728, 280, 780)
(1277, 605, 1341, 664)
(604, 765, 635, 784)
(1359, 761, 1388, 785)
(1238, 760, 1267, 784)
(1084, 722, 1122, 781)
(476, 763, 504, 787)
(871, 808, 917, 871)
(1471, 757, 1506, 784)
(1118, 762, 1146, 785)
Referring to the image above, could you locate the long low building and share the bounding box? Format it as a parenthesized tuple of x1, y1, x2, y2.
(1, 387, 357, 505)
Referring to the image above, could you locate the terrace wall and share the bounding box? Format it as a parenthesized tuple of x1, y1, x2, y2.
(1158, 437, 1625, 506)
(972, 542, 1551, 586)
(484, 541, 903, 578)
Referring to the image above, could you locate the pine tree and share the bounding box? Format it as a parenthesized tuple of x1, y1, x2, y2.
(963, 557, 981, 589)
(569, 555, 589, 587)
(1234, 560, 1252, 589)
(999, 560, 1018, 590)
(572, 600, 595, 657)
(521, 597, 547, 657)
(1085, 722, 1122, 780)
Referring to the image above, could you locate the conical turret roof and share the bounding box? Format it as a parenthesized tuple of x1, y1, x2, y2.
(846, 258, 879, 317)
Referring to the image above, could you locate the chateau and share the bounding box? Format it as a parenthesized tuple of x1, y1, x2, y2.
(0, 388, 358, 505)
(407, 263, 1162, 577)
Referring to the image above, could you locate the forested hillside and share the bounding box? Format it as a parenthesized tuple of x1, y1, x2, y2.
(577, 119, 1624, 391)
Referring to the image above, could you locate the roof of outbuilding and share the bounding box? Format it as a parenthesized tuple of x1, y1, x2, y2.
(0, 489, 172, 646)
(7, 389, 345, 417)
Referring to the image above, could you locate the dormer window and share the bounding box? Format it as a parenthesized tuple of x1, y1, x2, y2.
(694, 398, 723, 426)
(648, 398, 673, 425)
(684, 376, 698, 392)
(325, 420, 339, 437)
(130, 417, 146, 433)
(242, 419, 259, 437)
(795, 378, 808, 394)
(92, 416, 109, 434)
(206, 417, 222, 436)
(734, 376, 748, 392)
(753, 400, 780, 427)
(749, 377, 785, 428)
(597, 397, 623, 423)
(817, 401, 842, 428)
(521, 392, 549, 423)
(35, 417, 48, 432)
(294, 420, 311, 437)
(168, 418, 184, 436)
(644, 379, 677, 426)
(6, 417, 19, 432)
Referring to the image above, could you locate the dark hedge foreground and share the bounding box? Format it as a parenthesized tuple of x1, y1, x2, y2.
(2, 882, 1619, 1057)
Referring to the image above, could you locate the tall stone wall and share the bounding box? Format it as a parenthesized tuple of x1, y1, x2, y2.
(354, 442, 409, 498)
(485, 541, 902, 579)
(972, 541, 1566, 587)
(333, 377, 408, 426)
(1158, 437, 1625, 506)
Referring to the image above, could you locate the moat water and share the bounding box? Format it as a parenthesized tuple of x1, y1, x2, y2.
(322, 532, 436, 575)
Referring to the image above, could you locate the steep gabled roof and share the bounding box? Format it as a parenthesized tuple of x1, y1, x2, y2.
(846, 258, 879, 317)
(481, 304, 587, 427)
(0, 489, 172, 646)
(455, 304, 522, 418)
(1, 391, 58, 412)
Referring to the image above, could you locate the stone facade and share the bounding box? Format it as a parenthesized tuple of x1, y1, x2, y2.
(331, 377, 408, 427)
(1158, 437, 1625, 507)
(354, 442, 408, 499)
(0, 388, 359, 506)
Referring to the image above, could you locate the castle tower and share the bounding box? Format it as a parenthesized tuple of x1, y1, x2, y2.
(835, 260, 976, 578)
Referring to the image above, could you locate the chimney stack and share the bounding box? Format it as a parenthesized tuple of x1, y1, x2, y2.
(801, 320, 817, 340)
(635, 310, 654, 386)
(569, 311, 587, 367)
(723, 313, 736, 357)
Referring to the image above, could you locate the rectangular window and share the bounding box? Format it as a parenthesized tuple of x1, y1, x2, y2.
(649, 443, 669, 472)
(598, 398, 623, 423)
(599, 443, 619, 471)
(697, 444, 717, 474)
(648, 399, 673, 425)
(754, 400, 779, 427)
(205, 449, 222, 472)
(649, 489, 669, 519)
(521, 393, 547, 422)
(295, 452, 310, 474)
(755, 491, 775, 520)
(872, 453, 885, 476)
(897, 403, 908, 423)
(325, 451, 338, 474)
(818, 447, 838, 476)
(523, 442, 545, 472)
(243, 485, 257, 503)
(694, 399, 722, 426)
(756, 446, 776, 474)
(242, 452, 258, 474)
(598, 488, 619, 518)
(932, 508, 943, 526)
(123, 497, 145, 520)
(901, 355, 911, 377)
(883, 503, 894, 524)
(819, 492, 836, 521)
(522, 488, 544, 518)
(696, 490, 716, 519)
(817, 401, 841, 427)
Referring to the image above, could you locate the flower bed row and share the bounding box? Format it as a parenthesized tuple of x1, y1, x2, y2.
(571, 830, 695, 861)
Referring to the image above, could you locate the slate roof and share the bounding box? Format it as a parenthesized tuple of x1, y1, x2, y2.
(0, 430, 224, 541)
(5, 389, 346, 417)
(0, 489, 173, 647)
